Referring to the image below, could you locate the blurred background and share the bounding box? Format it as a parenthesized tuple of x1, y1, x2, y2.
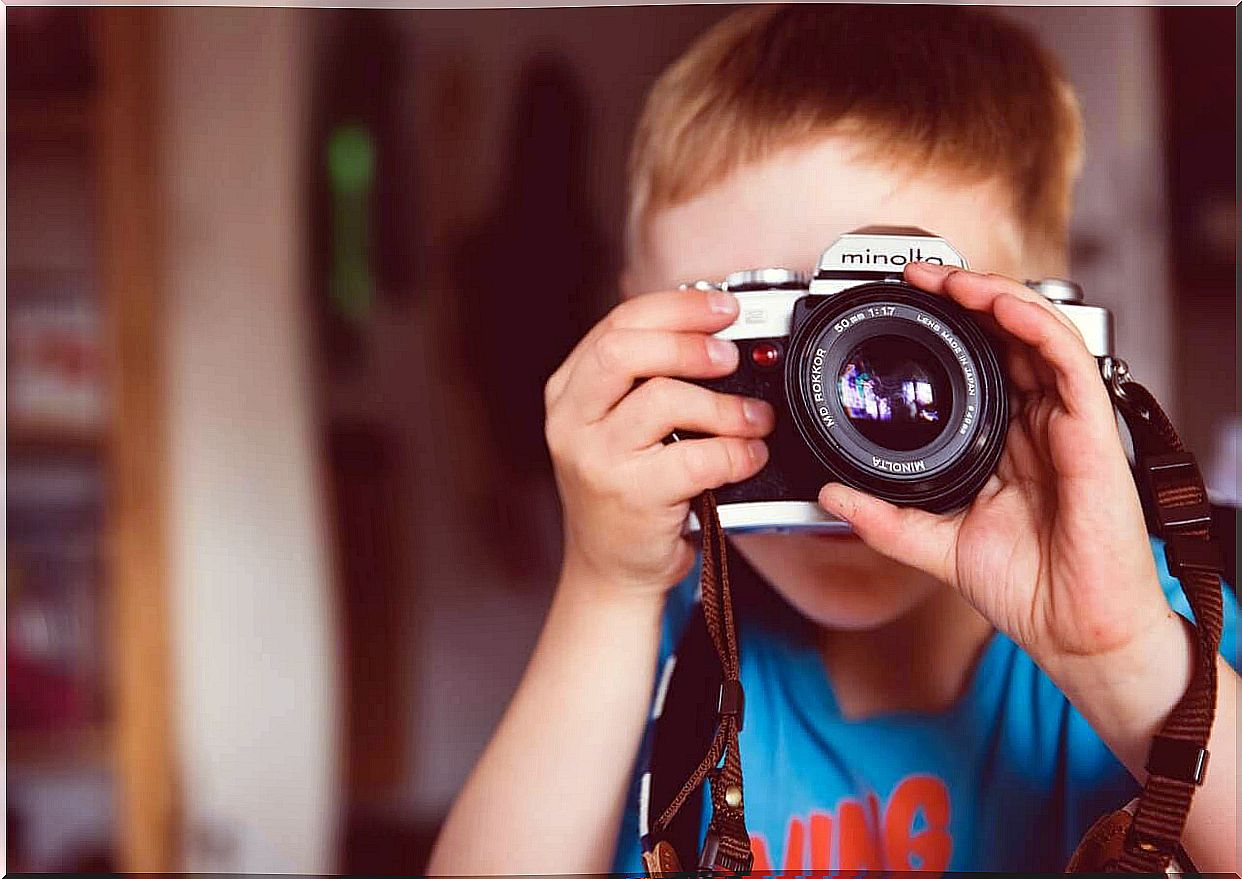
(5, 4, 1236, 874)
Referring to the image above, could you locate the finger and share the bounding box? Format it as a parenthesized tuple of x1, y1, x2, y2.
(610, 287, 741, 332)
(949, 304, 1049, 393)
(905, 264, 1083, 340)
(988, 294, 1113, 426)
(643, 436, 769, 504)
(818, 483, 959, 583)
(1004, 343, 1045, 394)
(562, 328, 740, 423)
(606, 378, 775, 450)
(545, 289, 739, 404)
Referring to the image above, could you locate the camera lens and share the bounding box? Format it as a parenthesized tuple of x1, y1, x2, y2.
(836, 335, 951, 452)
(784, 281, 1007, 512)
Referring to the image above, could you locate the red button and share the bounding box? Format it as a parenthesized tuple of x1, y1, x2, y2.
(751, 341, 781, 368)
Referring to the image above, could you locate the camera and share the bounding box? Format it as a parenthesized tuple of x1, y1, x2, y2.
(682, 226, 1114, 533)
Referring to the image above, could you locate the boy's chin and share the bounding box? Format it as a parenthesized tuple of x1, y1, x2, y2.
(730, 531, 940, 631)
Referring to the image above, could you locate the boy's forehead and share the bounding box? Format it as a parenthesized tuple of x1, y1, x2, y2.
(633, 137, 1025, 293)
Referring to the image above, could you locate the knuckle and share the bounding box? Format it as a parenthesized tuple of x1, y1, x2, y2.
(604, 300, 630, 328)
(544, 414, 567, 455)
(682, 442, 723, 485)
(543, 414, 561, 450)
(712, 391, 741, 430)
(673, 336, 715, 376)
(605, 297, 633, 324)
(732, 437, 766, 476)
(595, 329, 629, 372)
(723, 438, 750, 477)
(543, 373, 562, 409)
(544, 416, 578, 463)
(576, 450, 612, 491)
(644, 376, 678, 409)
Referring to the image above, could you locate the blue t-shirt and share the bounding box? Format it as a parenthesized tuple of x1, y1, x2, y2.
(612, 537, 1238, 872)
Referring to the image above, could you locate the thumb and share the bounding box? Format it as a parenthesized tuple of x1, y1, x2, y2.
(818, 483, 957, 583)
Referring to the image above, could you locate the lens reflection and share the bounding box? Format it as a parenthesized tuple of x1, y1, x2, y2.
(837, 335, 951, 452)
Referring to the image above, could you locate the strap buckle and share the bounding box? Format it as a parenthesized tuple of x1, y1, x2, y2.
(1145, 735, 1210, 786)
(1163, 532, 1225, 580)
(717, 680, 744, 731)
(1137, 452, 1212, 532)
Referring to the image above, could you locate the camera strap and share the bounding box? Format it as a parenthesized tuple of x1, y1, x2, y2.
(1066, 361, 1225, 873)
(641, 490, 753, 875)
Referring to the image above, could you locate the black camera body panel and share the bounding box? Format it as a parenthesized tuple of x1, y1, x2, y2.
(693, 335, 827, 508)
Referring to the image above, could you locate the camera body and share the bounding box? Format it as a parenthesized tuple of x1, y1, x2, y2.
(684, 226, 1114, 533)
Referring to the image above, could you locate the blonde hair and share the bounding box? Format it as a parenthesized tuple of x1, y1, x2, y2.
(627, 5, 1083, 266)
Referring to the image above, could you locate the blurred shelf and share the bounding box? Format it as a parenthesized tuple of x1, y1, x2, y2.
(7, 266, 98, 293)
(8, 418, 107, 454)
(8, 96, 96, 141)
(8, 724, 111, 771)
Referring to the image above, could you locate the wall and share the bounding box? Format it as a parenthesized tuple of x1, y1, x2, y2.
(161, 9, 341, 872)
(1004, 6, 1177, 414)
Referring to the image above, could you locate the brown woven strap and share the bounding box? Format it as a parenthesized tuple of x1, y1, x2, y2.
(652, 491, 753, 872)
(1106, 370, 1224, 872)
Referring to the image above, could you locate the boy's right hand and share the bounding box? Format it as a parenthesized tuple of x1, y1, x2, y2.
(544, 288, 775, 601)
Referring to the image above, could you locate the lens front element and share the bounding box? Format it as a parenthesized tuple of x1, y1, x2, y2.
(837, 334, 951, 452)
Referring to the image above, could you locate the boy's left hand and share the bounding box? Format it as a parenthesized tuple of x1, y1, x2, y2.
(817, 263, 1174, 673)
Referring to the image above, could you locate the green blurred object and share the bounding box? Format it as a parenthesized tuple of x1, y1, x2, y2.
(327, 124, 376, 322)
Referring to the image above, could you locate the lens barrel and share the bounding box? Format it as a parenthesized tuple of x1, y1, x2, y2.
(784, 282, 1007, 512)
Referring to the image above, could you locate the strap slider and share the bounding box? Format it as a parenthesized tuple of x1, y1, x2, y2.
(1164, 533, 1225, 579)
(1146, 735, 1209, 785)
(717, 680, 744, 731)
(1138, 452, 1212, 532)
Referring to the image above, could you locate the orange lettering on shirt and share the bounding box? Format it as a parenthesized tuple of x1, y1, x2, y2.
(883, 774, 952, 871)
(782, 815, 806, 871)
(808, 810, 832, 870)
(837, 796, 880, 871)
(742, 775, 952, 873)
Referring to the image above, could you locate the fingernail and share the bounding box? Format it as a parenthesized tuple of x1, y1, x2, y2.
(908, 261, 952, 278)
(819, 484, 849, 519)
(742, 398, 770, 426)
(708, 290, 739, 314)
(707, 337, 738, 367)
(746, 439, 768, 464)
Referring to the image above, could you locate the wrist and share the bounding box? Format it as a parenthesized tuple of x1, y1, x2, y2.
(1046, 608, 1195, 768)
(558, 546, 672, 617)
(542, 557, 667, 682)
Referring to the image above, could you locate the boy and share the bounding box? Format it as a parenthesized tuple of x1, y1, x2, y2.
(429, 5, 1238, 873)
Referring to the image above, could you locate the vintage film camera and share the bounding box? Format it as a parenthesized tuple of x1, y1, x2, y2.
(683, 226, 1113, 532)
